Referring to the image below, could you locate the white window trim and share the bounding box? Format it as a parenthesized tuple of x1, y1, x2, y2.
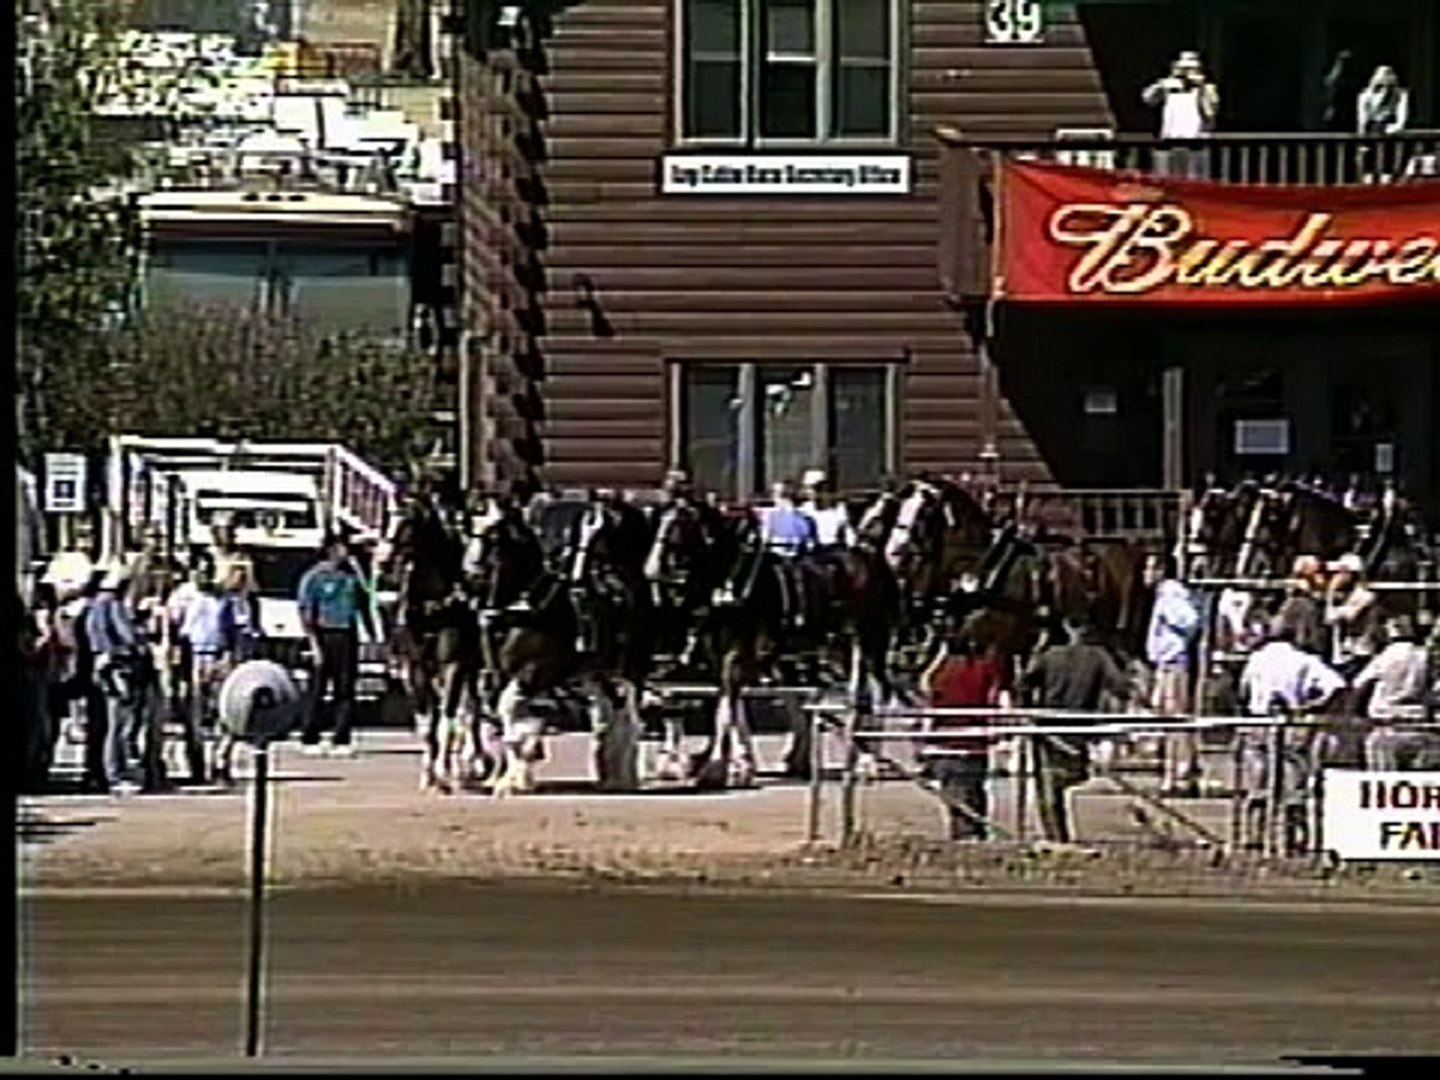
(674, 0, 903, 150)
(668, 360, 902, 500)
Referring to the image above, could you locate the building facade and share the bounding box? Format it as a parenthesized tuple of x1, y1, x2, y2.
(457, 0, 1439, 503)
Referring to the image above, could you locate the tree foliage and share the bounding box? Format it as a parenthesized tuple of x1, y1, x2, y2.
(74, 306, 443, 474)
(17, 0, 141, 461)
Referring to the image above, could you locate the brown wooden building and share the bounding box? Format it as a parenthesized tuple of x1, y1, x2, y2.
(456, 0, 1440, 507)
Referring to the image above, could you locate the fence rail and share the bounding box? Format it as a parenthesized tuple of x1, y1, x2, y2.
(989, 488, 1183, 542)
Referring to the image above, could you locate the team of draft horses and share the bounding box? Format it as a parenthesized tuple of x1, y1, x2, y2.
(376, 469, 1435, 811)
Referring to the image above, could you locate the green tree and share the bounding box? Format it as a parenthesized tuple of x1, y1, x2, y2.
(93, 307, 442, 475)
(16, 0, 140, 463)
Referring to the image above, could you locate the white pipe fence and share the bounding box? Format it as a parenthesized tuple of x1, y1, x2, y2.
(802, 702, 1437, 857)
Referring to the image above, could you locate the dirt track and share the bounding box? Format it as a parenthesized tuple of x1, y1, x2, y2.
(18, 732, 1440, 1065)
(20, 883, 1440, 1065)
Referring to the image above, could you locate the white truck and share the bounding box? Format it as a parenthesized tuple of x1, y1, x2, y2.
(100, 435, 403, 710)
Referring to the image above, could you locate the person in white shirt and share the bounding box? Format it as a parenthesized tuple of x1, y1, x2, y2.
(1358, 615, 1435, 770)
(1142, 50, 1219, 179)
(798, 469, 853, 551)
(1237, 617, 1348, 853)
(165, 565, 206, 737)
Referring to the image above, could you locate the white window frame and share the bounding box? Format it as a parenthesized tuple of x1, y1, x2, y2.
(674, 0, 903, 149)
(668, 360, 902, 500)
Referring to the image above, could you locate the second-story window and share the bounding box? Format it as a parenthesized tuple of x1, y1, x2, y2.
(680, 0, 900, 145)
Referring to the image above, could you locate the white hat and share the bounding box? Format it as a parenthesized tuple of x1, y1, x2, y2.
(801, 469, 827, 488)
(99, 562, 134, 590)
(1329, 553, 1364, 574)
(41, 551, 95, 593)
(1176, 50, 1203, 68)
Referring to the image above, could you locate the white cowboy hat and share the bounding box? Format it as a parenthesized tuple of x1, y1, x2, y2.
(1329, 553, 1364, 574)
(1176, 50, 1203, 68)
(800, 469, 827, 488)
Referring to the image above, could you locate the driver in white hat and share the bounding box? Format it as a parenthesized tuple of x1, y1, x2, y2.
(798, 469, 853, 552)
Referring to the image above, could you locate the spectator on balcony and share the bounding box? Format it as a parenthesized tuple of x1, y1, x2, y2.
(1358, 66, 1410, 135)
(1142, 50, 1219, 180)
(1322, 50, 1363, 133)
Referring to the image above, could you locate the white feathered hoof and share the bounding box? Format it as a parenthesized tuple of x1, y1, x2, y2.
(654, 749, 689, 783)
(728, 759, 758, 790)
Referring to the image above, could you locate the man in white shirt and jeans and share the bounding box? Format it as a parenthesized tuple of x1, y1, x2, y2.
(1238, 617, 1347, 854)
(1142, 50, 1219, 179)
(1357, 615, 1435, 770)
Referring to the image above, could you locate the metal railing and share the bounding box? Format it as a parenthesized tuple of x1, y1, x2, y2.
(943, 128, 1440, 186)
(989, 487, 1183, 543)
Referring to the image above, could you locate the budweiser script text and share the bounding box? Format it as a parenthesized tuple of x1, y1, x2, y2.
(1046, 203, 1440, 294)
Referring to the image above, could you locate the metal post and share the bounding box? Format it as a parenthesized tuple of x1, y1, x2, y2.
(244, 741, 271, 1058)
(840, 704, 858, 848)
(1265, 719, 1285, 860)
(1162, 365, 1185, 492)
(1014, 731, 1029, 843)
(1229, 725, 1247, 858)
(806, 705, 823, 846)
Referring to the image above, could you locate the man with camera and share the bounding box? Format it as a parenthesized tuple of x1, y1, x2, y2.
(1142, 50, 1219, 180)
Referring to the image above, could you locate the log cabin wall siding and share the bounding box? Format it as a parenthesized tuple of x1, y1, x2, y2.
(459, 0, 1113, 492)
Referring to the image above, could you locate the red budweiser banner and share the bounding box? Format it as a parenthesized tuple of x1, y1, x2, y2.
(996, 160, 1440, 305)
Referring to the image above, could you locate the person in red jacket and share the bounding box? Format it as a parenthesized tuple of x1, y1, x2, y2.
(918, 627, 1013, 841)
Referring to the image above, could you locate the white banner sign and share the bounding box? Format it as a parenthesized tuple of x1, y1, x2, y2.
(662, 154, 911, 196)
(1323, 770, 1440, 860)
(42, 452, 88, 514)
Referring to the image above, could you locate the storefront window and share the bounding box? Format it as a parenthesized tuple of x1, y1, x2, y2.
(677, 361, 896, 498)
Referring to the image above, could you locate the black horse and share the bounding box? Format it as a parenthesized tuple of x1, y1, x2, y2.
(642, 497, 904, 789)
(384, 491, 480, 792)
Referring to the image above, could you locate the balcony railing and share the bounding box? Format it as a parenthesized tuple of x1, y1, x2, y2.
(940, 128, 1440, 186)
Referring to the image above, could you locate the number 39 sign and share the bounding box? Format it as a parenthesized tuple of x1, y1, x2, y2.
(986, 0, 1045, 45)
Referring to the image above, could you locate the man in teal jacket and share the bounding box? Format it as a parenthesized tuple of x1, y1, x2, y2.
(297, 533, 375, 755)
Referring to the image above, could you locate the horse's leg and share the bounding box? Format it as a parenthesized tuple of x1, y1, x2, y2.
(699, 648, 742, 789)
(410, 652, 442, 792)
(848, 639, 878, 782)
(438, 657, 465, 789)
(730, 690, 758, 788)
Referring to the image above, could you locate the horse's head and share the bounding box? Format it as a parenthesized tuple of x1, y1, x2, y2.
(569, 495, 624, 584)
(468, 503, 545, 608)
(882, 477, 992, 588)
(644, 501, 702, 586)
(854, 489, 901, 551)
